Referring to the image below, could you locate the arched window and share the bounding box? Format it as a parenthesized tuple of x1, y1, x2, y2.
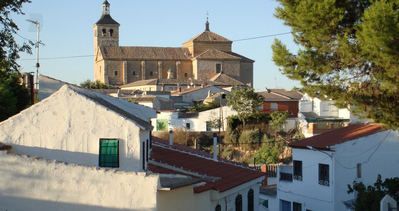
(109, 29, 114, 37)
(235, 194, 242, 211)
(102, 28, 106, 36)
(247, 189, 254, 211)
(215, 204, 221, 211)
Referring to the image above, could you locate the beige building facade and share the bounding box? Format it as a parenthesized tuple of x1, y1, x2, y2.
(94, 1, 254, 87)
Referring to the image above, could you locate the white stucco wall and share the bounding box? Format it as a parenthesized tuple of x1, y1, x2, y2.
(152, 107, 237, 132)
(278, 148, 334, 211)
(0, 86, 150, 172)
(333, 131, 399, 211)
(0, 153, 159, 211)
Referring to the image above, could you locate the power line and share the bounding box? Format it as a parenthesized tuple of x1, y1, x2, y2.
(19, 55, 94, 61)
(15, 32, 34, 42)
(17, 31, 292, 61)
(233, 32, 291, 42)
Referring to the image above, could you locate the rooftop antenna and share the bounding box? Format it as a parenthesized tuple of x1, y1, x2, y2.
(26, 19, 41, 95)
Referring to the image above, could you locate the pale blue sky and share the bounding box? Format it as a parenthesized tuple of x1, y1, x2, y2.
(14, 0, 299, 90)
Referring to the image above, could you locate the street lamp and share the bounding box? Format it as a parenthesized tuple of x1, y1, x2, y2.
(26, 19, 41, 93)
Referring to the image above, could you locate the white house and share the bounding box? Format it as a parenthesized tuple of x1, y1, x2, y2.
(153, 106, 237, 132)
(261, 123, 399, 211)
(0, 84, 263, 211)
(298, 94, 356, 137)
(171, 85, 230, 104)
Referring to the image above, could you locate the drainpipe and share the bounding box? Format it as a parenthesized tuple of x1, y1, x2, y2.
(169, 129, 174, 146)
(213, 133, 218, 161)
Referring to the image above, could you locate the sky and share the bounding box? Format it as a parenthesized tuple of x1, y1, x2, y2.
(14, 0, 300, 91)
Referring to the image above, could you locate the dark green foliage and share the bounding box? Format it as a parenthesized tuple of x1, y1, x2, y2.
(348, 175, 399, 211)
(273, 0, 399, 129)
(269, 111, 289, 132)
(253, 135, 285, 164)
(227, 87, 264, 125)
(0, 71, 29, 121)
(80, 80, 110, 89)
(0, 0, 32, 121)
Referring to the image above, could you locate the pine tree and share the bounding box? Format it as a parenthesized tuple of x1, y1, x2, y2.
(272, 0, 399, 129)
(0, 0, 32, 121)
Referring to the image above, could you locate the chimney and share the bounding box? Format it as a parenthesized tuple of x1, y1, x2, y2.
(213, 133, 218, 161)
(169, 129, 174, 145)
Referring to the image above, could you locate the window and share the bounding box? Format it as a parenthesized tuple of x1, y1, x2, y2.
(184, 73, 188, 78)
(270, 103, 278, 111)
(319, 164, 330, 186)
(133, 71, 136, 76)
(235, 194, 242, 211)
(114, 71, 118, 76)
(357, 163, 362, 178)
(186, 123, 191, 130)
(293, 160, 303, 181)
(215, 205, 221, 211)
(261, 199, 268, 208)
(216, 63, 222, 73)
(109, 29, 114, 37)
(99, 139, 119, 168)
(206, 121, 212, 131)
(150, 71, 153, 76)
(293, 202, 302, 211)
(102, 28, 106, 36)
(280, 200, 291, 211)
(247, 189, 254, 211)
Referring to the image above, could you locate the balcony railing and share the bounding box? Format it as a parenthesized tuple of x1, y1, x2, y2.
(280, 172, 293, 182)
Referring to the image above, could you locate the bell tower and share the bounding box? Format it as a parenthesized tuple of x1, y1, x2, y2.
(93, 0, 120, 54)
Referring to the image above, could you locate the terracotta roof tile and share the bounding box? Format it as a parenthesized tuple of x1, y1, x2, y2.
(101, 46, 191, 60)
(290, 123, 385, 150)
(151, 138, 265, 193)
(185, 31, 231, 43)
(194, 49, 240, 60)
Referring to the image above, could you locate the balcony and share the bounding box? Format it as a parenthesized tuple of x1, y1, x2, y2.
(279, 165, 293, 182)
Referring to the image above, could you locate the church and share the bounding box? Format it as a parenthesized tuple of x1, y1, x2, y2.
(93, 1, 254, 88)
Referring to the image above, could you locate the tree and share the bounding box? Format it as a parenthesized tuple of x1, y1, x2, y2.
(253, 135, 284, 164)
(348, 175, 399, 211)
(80, 80, 110, 89)
(0, 0, 32, 121)
(269, 111, 289, 133)
(272, 1, 399, 129)
(227, 87, 264, 125)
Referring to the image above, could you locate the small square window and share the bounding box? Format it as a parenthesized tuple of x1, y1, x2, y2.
(270, 103, 278, 111)
(99, 139, 119, 168)
(184, 73, 188, 78)
(216, 63, 222, 73)
(150, 71, 153, 76)
(114, 71, 118, 76)
(293, 202, 302, 211)
(186, 123, 191, 130)
(133, 71, 136, 76)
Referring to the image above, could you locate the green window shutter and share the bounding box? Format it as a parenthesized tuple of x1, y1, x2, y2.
(99, 139, 119, 168)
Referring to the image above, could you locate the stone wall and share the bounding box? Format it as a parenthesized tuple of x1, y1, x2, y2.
(239, 62, 253, 87)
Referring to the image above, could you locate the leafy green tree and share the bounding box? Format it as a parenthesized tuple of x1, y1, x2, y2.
(253, 135, 284, 164)
(269, 111, 289, 133)
(348, 175, 399, 211)
(0, 0, 32, 121)
(80, 80, 110, 89)
(227, 87, 264, 125)
(272, 0, 399, 129)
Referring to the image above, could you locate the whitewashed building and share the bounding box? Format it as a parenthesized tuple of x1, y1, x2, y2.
(261, 123, 399, 211)
(153, 106, 237, 132)
(298, 94, 356, 137)
(0, 84, 263, 211)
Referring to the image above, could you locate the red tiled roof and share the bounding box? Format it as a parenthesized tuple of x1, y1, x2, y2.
(290, 123, 385, 150)
(150, 138, 265, 193)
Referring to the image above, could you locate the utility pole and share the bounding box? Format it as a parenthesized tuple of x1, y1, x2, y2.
(27, 19, 41, 97)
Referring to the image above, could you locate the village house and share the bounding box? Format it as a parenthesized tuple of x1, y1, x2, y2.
(93, 1, 254, 87)
(298, 94, 357, 137)
(260, 124, 399, 211)
(0, 84, 264, 211)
